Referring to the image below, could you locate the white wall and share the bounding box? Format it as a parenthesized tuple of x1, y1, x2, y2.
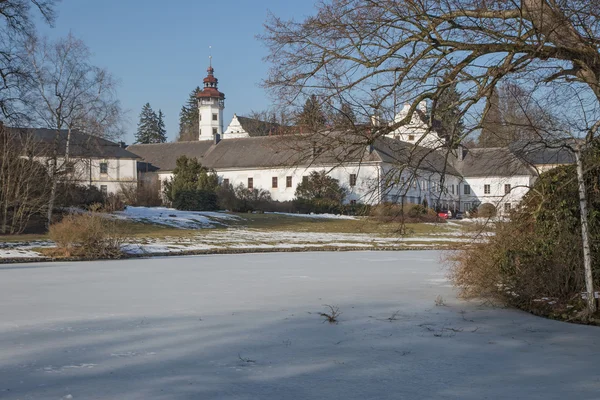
(198, 98, 224, 140)
(159, 163, 383, 205)
(37, 156, 138, 195)
(460, 175, 533, 214)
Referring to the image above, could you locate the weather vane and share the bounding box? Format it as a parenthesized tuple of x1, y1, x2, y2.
(209, 45, 212, 67)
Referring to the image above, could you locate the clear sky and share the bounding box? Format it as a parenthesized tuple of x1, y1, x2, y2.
(37, 0, 318, 144)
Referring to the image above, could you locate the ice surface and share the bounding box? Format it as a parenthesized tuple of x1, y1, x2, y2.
(0, 251, 599, 399)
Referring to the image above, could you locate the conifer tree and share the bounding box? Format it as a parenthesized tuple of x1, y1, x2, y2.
(478, 89, 505, 148)
(297, 94, 327, 131)
(334, 102, 357, 129)
(178, 87, 201, 141)
(432, 79, 464, 146)
(156, 109, 167, 143)
(135, 103, 158, 144)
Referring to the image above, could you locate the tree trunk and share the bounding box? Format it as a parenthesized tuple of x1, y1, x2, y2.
(46, 162, 57, 228)
(575, 148, 596, 313)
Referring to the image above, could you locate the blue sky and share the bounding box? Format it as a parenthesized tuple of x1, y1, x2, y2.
(38, 0, 318, 143)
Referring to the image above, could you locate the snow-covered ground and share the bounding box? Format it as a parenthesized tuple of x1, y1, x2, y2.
(122, 228, 471, 255)
(112, 206, 242, 229)
(0, 251, 598, 399)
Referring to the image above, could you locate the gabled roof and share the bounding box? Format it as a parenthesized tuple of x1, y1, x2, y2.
(236, 116, 282, 137)
(374, 136, 460, 176)
(127, 141, 215, 171)
(509, 141, 576, 166)
(7, 127, 139, 159)
(127, 134, 462, 177)
(454, 147, 535, 177)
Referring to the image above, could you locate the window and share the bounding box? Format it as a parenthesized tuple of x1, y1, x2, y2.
(272, 176, 278, 188)
(349, 173, 357, 187)
(100, 162, 108, 174)
(223, 178, 229, 186)
(199, 114, 202, 121)
(100, 185, 108, 196)
(408, 134, 415, 141)
(451, 185, 455, 194)
(350, 200, 357, 205)
(302, 176, 308, 185)
(286, 176, 292, 188)
(248, 177, 253, 189)
(504, 184, 511, 194)
(412, 179, 417, 189)
(484, 184, 491, 195)
(464, 185, 471, 195)
(504, 203, 512, 213)
(213, 128, 218, 135)
(212, 113, 218, 121)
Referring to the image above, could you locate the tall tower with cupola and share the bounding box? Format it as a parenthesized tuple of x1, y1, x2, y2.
(197, 57, 225, 141)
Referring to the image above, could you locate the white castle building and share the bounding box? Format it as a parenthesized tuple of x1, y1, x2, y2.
(127, 63, 575, 214)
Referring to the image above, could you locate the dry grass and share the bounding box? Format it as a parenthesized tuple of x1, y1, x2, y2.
(48, 213, 124, 259)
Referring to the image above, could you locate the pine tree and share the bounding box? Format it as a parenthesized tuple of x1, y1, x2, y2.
(297, 94, 327, 131)
(155, 109, 167, 143)
(334, 102, 357, 129)
(178, 87, 201, 141)
(478, 88, 505, 147)
(135, 103, 158, 144)
(432, 79, 464, 146)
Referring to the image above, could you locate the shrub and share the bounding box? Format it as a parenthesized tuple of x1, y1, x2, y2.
(234, 184, 272, 212)
(172, 189, 218, 211)
(49, 213, 124, 258)
(55, 183, 104, 208)
(478, 203, 497, 218)
(449, 162, 600, 309)
(119, 181, 163, 207)
(163, 156, 218, 203)
(370, 202, 440, 223)
(103, 193, 126, 212)
(295, 171, 347, 203)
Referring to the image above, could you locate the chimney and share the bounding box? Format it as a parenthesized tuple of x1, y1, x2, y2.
(459, 146, 468, 161)
(214, 133, 221, 144)
(119, 141, 126, 148)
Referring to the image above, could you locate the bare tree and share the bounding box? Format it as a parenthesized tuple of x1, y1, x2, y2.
(23, 33, 123, 226)
(263, 0, 600, 312)
(0, 0, 55, 124)
(0, 126, 52, 234)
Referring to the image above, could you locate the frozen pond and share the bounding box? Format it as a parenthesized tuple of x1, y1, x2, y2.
(1, 251, 599, 399)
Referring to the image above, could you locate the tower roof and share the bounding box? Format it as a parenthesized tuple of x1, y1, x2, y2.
(197, 63, 225, 99)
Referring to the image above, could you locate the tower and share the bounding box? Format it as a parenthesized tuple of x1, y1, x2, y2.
(197, 57, 225, 141)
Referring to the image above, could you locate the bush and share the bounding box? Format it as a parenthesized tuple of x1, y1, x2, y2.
(478, 203, 497, 218)
(49, 213, 124, 258)
(119, 181, 162, 207)
(103, 193, 126, 212)
(370, 202, 440, 223)
(293, 198, 343, 214)
(172, 189, 218, 211)
(55, 183, 104, 208)
(449, 162, 600, 309)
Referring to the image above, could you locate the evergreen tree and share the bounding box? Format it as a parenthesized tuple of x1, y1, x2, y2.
(478, 88, 506, 147)
(432, 79, 464, 146)
(334, 102, 357, 129)
(135, 103, 158, 144)
(178, 87, 201, 141)
(156, 109, 167, 143)
(297, 94, 327, 131)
